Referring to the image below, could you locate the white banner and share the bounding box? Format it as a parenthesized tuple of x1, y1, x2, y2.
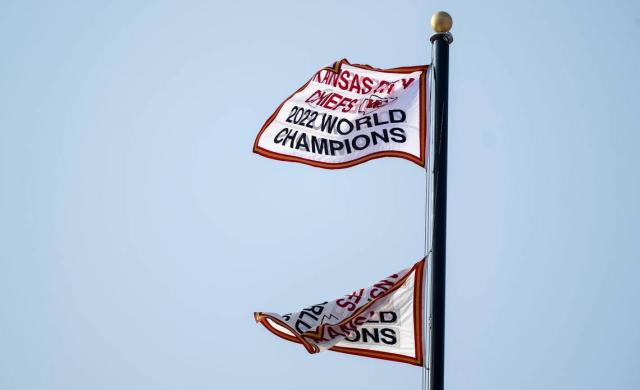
(255, 259, 425, 365)
(253, 59, 428, 169)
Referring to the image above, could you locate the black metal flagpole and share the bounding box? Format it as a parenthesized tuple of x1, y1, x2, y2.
(428, 11, 453, 390)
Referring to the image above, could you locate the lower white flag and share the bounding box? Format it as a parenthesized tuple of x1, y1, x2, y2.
(255, 259, 425, 365)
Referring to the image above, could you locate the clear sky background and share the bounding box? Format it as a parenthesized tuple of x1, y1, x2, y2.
(1, 0, 639, 389)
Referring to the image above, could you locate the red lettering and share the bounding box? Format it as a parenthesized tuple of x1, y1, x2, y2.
(321, 71, 338, 87)
(354, 316, 368, 326)
(401, 77, 415, 89)
(387, 81, 397, 94)
(323, 93, 342, 110)
(336, 298, 356, 311)
(375, 80, 390, 93)
(343, 98, 357, 113)
(348, 74, 361, 93)
(305, 89, 324, 104)
(337, 70, 350, 90)
(369, 279, 397, 299)
(361, 77, 373, 94)
(335, 97, 353, 112)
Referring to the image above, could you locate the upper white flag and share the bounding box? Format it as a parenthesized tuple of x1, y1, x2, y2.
(255, 259, 425, 365)
(253, 59, 428, 169)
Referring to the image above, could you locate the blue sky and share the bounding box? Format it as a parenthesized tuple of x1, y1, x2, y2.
(1, 0, 639, 389)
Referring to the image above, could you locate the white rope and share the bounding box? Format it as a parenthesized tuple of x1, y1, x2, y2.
(422, 62, 435, 390)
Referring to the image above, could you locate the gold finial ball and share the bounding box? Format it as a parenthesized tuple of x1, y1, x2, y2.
(431, 11, 453, 33)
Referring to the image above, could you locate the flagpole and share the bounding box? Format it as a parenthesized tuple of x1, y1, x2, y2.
(428, 11, 453, 390)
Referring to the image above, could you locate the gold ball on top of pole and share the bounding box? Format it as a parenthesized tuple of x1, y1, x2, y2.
(431, 11, 453, 33)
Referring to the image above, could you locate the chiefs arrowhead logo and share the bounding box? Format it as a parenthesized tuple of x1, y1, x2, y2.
(358, 94, 398, 114)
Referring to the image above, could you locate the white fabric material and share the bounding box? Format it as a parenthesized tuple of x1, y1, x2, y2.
(254, 60, 427, 168)
(255, 259, 424, 365)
